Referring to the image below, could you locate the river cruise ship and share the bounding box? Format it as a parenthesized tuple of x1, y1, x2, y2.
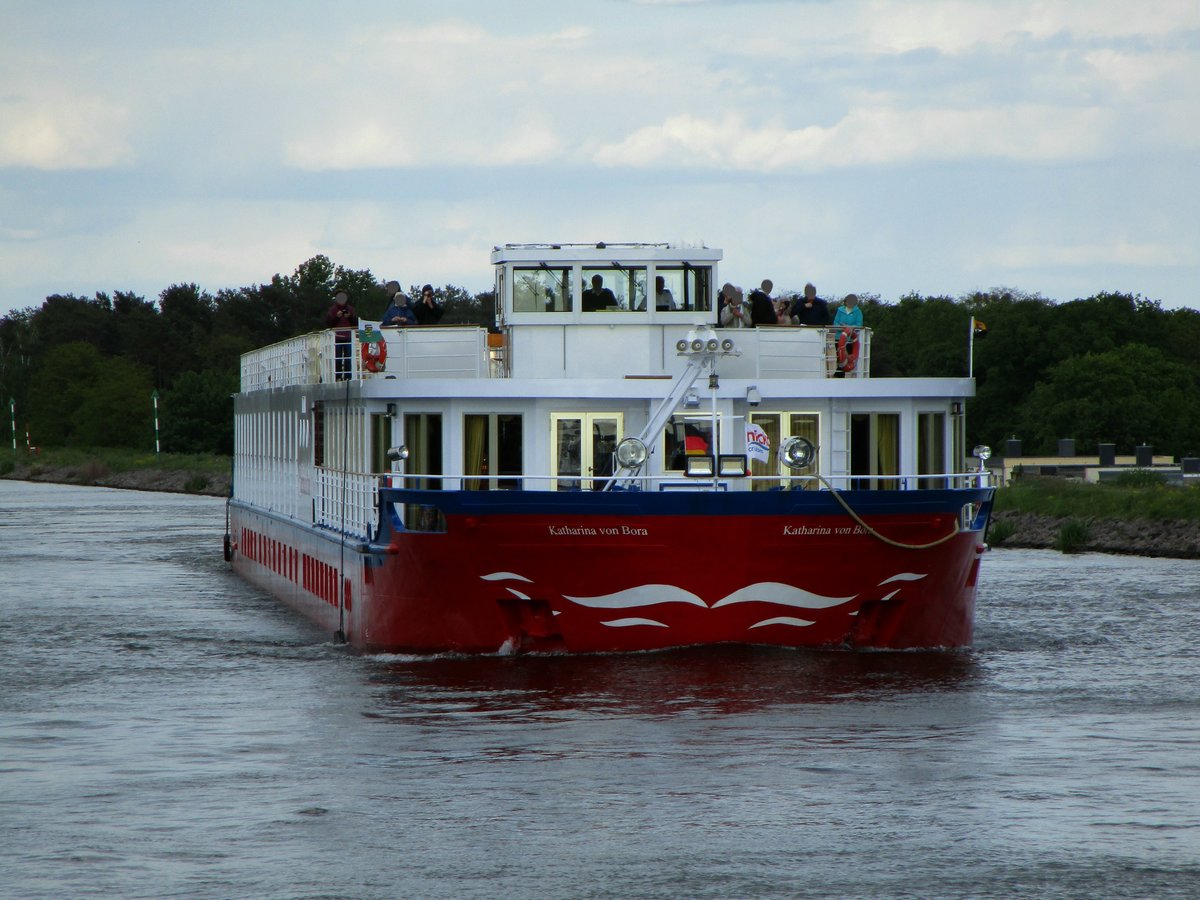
(226, 242, 994, 653)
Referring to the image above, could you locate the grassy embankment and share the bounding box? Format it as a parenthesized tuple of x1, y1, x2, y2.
(989, 472, 1200, 552)
(0, 447, 231, 495)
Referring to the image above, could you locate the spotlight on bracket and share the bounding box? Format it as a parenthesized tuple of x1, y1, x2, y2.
(385, 445, 410, 462)
(615, 437, 649, 469)
(780, 436, 817, 471)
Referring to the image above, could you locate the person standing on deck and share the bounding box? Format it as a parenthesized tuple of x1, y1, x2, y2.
(719, 286, 752, 328)
(325, 291, 358, 380)
(382, 283, 417, 327)
(792, 283, 830, 327)
(748, 279, 778, 326)
(832, 293, 864, 377)
(413, 284, 444, 325)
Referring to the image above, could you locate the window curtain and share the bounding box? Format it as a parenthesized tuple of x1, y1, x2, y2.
(877, 413, 899, 490)
(464, 414, 486, 491)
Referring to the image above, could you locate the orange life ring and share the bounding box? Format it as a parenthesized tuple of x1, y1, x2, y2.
(836, 327, 859, 372)
(360, 334, 388, 373)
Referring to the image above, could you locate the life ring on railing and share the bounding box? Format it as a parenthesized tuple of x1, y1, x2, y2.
(836, 327, 859, 373)
(359, 330, 388, 373)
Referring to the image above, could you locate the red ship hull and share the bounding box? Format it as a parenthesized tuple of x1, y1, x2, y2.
(230, 486, 990, 653)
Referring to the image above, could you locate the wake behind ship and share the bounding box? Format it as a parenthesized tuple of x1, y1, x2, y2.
(226, 242, 994, 653)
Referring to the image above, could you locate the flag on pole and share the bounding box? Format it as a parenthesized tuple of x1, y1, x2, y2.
(972, 317, 988, 338)
(745, 423, 770, 464)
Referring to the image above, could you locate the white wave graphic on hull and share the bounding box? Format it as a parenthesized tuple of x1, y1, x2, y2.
(879, 573, 926, 585)
(749, 616, 817, 629)
(562, 585, 709, 609)
(481, 572, 928, 631)
(600, 617, 670, 628)
(481, 572, 534, 583)
(712, 582, 854, 610)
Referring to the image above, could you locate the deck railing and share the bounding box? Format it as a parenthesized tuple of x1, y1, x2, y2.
(239, 324, 872, 392)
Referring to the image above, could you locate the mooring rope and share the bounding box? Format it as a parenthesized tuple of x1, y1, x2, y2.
(815, 475, 962, 550)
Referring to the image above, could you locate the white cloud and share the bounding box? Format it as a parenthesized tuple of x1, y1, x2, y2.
(0, 89, 134, 170)
(285, 122, 421, 171)
(983, 239, 1194, 270)
(595, 104, 1117, 171)
(862, 0, 1200, 54)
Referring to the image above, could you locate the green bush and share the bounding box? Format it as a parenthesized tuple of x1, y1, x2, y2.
(0, 459, 13, 476)
(1113, 469, 1168, 488)
(184, 474, 209, 494)
(1055, 518, 1092, 554)
(987, 518, 1015, 546)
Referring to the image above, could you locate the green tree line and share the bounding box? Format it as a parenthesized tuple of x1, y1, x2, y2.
(0, 255, 494, 455)
(2, 256, 1198, 460)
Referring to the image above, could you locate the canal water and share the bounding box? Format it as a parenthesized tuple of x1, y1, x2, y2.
(1, 481, 1197, 898)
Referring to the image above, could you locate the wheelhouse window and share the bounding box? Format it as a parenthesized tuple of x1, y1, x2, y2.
(513, 266, 571, 312)
(656, 265, 712, 312)
(464, 413, 523, 490)
(581, 266, 646, 312)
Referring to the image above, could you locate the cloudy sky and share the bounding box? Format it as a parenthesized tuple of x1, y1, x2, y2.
(2, 0, 1197, 317)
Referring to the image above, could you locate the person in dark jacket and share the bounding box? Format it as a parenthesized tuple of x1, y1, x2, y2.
(325, 291, 358, 380)
(791, 282, 830, 326)
(748, 279, 778, 326)
(413, 284, 444, 325)
(382, 281, 417, 327)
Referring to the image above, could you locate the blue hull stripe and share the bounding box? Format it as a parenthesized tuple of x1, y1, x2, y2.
(381, 486, 994, 518)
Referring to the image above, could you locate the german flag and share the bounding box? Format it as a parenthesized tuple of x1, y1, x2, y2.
(972, 318, 988, 338)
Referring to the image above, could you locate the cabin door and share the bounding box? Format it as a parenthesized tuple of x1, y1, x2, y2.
(747, 412, 821, 490)
(551, 413, 624, 491)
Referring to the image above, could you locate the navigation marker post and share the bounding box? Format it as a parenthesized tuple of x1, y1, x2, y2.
(151, 390, 160, 456)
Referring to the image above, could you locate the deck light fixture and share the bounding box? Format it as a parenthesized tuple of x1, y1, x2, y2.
(683, 390, 701, 409)
(386, 445, 410, 462)
(780, 436, 817, 471)
(684, 455, 715, 477)
(615, 437, 649, 469)
(718, 454, 748, 477)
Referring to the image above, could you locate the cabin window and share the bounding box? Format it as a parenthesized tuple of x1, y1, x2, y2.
(404, 413, 443, 490)
(581, 266, 646, 312)
(850, 413, 900, 490)
(748, 412, 820, 490)
(656, 265, 712, 312)
(664, 415, 717, 472)
(513, 266, 571, 313)
(917, 412, 947, 489)
(551, 412, 624, 490)
(464, 413, 523, 490)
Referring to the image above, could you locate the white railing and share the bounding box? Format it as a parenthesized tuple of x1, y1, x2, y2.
(314, 468, 379, 538)
(378, 469, 993, 492)
(240, 324, 871, 392)
(240, 326, 492, 392)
